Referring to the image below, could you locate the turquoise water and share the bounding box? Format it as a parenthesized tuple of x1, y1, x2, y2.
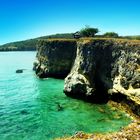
(0, 52, 131, 140)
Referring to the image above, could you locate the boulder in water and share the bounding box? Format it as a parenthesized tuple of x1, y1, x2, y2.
(16, 69, 23, 73)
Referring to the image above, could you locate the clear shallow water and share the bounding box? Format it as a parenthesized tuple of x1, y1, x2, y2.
(0, 52, 131, 140)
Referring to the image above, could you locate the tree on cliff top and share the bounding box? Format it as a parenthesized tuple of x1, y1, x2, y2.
(103, 32, 119, 38)
(80, 25, 99, 37)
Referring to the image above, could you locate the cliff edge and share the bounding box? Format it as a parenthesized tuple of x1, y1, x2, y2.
(34, 38, 140, 115)
(34, 39, 76, 78)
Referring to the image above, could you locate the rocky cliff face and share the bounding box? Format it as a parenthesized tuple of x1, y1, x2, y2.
(34, 39, 76, 78)
(34, 38, 140, 115)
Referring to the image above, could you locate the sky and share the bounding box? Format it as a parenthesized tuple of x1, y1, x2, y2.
(0, 0, 140, 45)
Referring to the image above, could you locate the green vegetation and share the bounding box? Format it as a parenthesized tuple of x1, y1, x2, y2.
(0, 39, 38, 51)
(0, 27, 140, 51)
(0, 33, 73, 51)
(39, 33, 73, 39)
(103, 32, 119, 38)
(80, 25, 99, 37)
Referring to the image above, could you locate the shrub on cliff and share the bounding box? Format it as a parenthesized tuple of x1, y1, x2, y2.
(103, 32, 119, 38)
(80, 26, 99, 37)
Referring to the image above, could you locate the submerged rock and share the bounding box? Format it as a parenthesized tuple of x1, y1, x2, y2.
(57, 101, 140, 140)
(57, 104, 63, 111)
(20, 109, 29, 115)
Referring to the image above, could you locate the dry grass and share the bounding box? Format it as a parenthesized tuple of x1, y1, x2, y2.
(39, 37, 140, 47)
(79, 37, 140, 46)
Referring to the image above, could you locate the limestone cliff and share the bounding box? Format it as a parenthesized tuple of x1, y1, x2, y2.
(34, 39, 76, 78)
(34, 38, 140, 115)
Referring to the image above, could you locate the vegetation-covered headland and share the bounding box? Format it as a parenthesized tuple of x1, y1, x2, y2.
(0, 33, 74, 51)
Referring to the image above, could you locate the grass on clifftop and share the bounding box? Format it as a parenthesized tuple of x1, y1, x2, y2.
(39, 37, 140, 47)
(79, 37, 140, 44)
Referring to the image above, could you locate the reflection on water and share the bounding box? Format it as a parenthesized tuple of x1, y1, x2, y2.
(0, 52, 131, 139)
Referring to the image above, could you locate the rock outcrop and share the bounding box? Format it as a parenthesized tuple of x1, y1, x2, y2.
(34, 38, 140, 115)
(34, 39, 76, 78)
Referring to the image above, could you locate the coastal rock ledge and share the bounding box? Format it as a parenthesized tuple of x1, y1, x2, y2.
(34, 38, 140, 115)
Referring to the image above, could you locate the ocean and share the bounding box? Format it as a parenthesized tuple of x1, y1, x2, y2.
(0, 51, 131, 140)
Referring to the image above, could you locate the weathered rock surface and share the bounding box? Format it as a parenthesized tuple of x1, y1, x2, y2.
(33, 39, 76, 78)
(34, 38, 140, 115)
(64, 39, 140, 114)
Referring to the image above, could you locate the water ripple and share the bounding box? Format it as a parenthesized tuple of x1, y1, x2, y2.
(0, 52, 131, 139)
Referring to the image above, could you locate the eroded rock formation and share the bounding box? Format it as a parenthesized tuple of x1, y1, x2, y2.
(34, 39, 76, 78)
(34, 38, 140, 115)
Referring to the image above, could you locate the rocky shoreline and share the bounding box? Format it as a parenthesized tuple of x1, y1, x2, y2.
(56, 101, 140, 140)
(34, 38, 140, 139)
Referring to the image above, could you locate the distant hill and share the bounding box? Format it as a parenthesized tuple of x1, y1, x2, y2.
(0, 33, 140, 51)
(0, 33, 73, 51)
(0, 39, 38, 51)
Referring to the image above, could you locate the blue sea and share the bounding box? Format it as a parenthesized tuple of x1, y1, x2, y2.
(0, 51, 131, 140)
